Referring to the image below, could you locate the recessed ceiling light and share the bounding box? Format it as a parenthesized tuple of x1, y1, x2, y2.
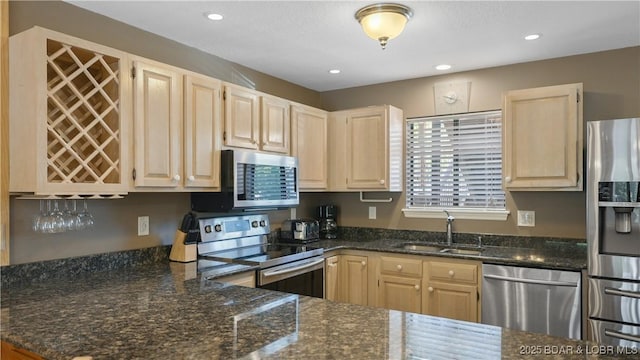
(205, 12, 223, 21)
(435, 64, 451, 71)
(524, 33, 541, 41)
(329, 69, 341, 74)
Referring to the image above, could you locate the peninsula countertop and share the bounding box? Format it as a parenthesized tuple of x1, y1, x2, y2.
(2, 261, 631, 360)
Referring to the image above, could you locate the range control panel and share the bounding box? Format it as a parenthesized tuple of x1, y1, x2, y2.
(198, 214, 270, 242)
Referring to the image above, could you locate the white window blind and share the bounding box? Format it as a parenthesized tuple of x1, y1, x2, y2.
(406, 110, 505, 210)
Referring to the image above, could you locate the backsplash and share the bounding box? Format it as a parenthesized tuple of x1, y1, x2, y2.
(1, 246, 170, 287)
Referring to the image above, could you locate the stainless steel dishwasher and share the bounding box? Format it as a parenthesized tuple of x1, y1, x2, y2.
(482, 264, 582, 339)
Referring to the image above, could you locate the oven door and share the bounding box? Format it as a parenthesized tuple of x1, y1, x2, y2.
(258, 257, 324, 298)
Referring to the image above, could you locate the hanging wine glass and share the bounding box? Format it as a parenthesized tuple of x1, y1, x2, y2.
(32, 200, 45, 232)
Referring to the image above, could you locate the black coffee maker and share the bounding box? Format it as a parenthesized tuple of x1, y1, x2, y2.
(318, 205, 338, 239)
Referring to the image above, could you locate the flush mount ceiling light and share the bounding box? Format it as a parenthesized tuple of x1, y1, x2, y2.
(204, 12, 223, 21)
(355, 3, 413, 50)
(524, 33, 541, 40)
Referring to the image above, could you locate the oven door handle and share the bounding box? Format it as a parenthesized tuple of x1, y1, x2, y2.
(262, 258, 325, 278)
(604, 328, 640, 343)
(604, 287, 640, 299)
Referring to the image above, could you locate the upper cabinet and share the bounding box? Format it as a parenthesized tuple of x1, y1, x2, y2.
(132, 57, 221, 190)
(222, 83, 290, 154)
(9, 27, 130, 196)
(329, 105, 403, 192)
(502, 83, 583, 191)
(291, 103, 328, 190)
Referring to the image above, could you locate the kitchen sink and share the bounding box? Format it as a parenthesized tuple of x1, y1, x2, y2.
(400, 244, 446, 252)
(439, 248, 483, 256)
(397, 243, 484, 256)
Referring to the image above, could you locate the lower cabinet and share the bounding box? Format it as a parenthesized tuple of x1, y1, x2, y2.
(423, 259, 480, 322)
(1, 341, 43, 360)
(324, 254, 369, 306)
(326, 251, 482, 323)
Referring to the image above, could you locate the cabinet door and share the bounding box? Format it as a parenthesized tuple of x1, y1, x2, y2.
(341, 255, 368, 306)
(261, 95, 290, 154)
(183, 74, 221, 189)
(1, 341, 44, 360)
(423, 281, 478, 322)
(325, 256, 339, 301)
(292, 104, 328, 190)
(328, 111, 348, 191)
(223, 84, 259, 150)
(503, 83, 583, 190)
(346, 107, 388, 189)
(378, 274, 421, 313)
(133, 60, 182, 187)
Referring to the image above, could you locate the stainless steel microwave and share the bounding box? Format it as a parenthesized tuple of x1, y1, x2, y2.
(191, 150, 299, 212)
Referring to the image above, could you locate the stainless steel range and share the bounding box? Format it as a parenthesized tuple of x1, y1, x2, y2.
(587, 117, 640, 347)
(196, 214, 324, 298)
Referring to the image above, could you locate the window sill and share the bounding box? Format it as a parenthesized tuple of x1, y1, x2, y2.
(402, 208, 510, 221)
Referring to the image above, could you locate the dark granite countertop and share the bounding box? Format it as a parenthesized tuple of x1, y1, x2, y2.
(312, 237, 587, 271)
(1, 262, 631, 360)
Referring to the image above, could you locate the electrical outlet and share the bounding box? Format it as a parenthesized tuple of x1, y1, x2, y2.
(138, 216, 149, 236)
(517, 211, 535, 227)
(368, 206, 377, 220)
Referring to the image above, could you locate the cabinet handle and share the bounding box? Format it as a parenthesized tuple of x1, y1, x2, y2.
(448, 270, 455, 277)
(414, 285, 420, 291)
(328, 263, 337, 267)
(505, 176, 512, 183)
(187, 175, 195, 182)
(173, 174, 181, 182)
(361, 261, 366, 266)
(428, 286, 434, 292)
(379, 179, 385, 185)
(396, 264, 403, 271)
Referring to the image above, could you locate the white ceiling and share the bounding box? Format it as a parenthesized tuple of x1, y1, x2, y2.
(66, 1, 640, 92)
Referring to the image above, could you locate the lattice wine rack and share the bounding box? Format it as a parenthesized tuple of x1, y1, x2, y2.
(10, 27, 128, 197)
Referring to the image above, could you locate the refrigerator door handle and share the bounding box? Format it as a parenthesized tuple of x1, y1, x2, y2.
(604, 328, 640, 343)
(604, 286, 640, 299)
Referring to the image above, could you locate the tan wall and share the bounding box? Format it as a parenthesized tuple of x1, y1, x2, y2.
(318, 47, 640, 239)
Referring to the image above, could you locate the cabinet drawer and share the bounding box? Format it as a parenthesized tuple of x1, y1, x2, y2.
(380, 256, 422, 277)
(427, 261, 478, 284)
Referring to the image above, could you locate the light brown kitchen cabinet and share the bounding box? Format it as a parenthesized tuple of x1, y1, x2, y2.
(423, 258, 481, 322)
(1, 341, 44, 360)
(132, 59, 183, 188)
(291, 104, 328, 190)
(132, 61, 222, 190)
(223, 83, 260, 150)
(328, 105, 403, 191)
(378, 255, 422, 313)
(1, 0, 9, 265)
(325, 255, 339, 301)
(341, 255, 369, 306)
(9, 26, 129, 196)
(182, 73, 222, 189)
(260, 94, 290, 154)
(502, 83, 583, 191)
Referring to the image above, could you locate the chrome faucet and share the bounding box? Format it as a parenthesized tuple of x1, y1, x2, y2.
(444, 210, 455, 246)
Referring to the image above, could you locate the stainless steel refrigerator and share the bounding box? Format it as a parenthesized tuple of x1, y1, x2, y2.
(587, 117, 640, 347)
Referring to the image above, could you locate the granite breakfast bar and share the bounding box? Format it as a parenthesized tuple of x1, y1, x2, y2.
(1, 234, 635, 359)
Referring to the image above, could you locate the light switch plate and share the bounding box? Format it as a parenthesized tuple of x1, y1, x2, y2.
(517, 211, 535, 227)
(368, 206, 377, 220)
(290, 207, 297, 220)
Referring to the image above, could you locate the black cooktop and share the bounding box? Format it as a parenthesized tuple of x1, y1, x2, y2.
(199, 242, 324, 269)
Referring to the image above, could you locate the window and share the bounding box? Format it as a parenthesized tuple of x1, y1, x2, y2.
(403, 110, 509, 220)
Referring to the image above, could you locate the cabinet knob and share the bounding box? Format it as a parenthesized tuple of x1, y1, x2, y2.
(428, 286, 434, 292)
(379, 179, 385, 185)
(187, 175, 195, 182)
(414, 285, 420, 291)
(361, 261, 366, 266)
(448, 270, 455, 277)
(328, 263, 337, 268)
(173, 174, 181, 182)
(505, 176, 512, 183)
(396, 264, 403, 271)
